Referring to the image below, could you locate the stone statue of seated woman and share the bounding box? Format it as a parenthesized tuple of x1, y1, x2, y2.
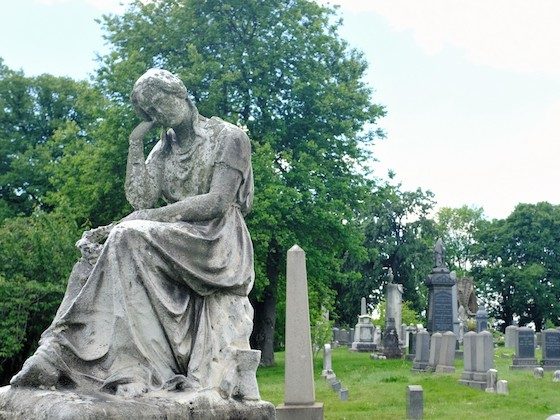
(9, 69, 263, 404)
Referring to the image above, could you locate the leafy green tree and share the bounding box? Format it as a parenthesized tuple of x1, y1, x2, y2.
(435, 205, 485, 276)
(94, 0, 385, 365)
(472, 202, 560, 330)
(334, 181, 437, 326)
(0, 211, 80, 383)
(0, 59, 105, 220)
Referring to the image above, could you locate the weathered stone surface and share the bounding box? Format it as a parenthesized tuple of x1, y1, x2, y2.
(3, 68, 271, 417)
(406, 385, 423, 420)
(510, 327, 538, 370)
(428, 332, 443, 371)
(475, 307, 488, 333)
(542, 329, 560, 370)
(435, 331, 457, 373)
(0, 386, 275, 420)
(411, 330, 430, 372)
(321, 344, 334, 378)
(485, 369, 498, 393)
(496, 380, 508, 395)
(426, 239, 456, 334)
(534, 367, 544, 378)
(277, 245, 322, 419)
(553, 370, 560, 382)
(283, 245, 315, 405)
(505, 325, 518, 348)
(386, 281, 403, 341)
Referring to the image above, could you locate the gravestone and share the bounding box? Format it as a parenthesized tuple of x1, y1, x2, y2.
(426, 239, 456, 333)
(411, 330, 431, 372)
(338, 329, 350, 346)
(351, 317, 376, 352)
(459, 331, 494, 390)
(435, 331, 457, 373)
(321, 344, 335, 380)
(428, 332, 443, 371)
(505, 325, 518, 348)
(401, 324, 410, 350)
(474, 331, 494, 383)
(277, 245, 323, 419)
(349, 328, 354, 344)
(485, 369, 498, 393)
(510, 327, 538, 370)
(475, 307, 488, 332)
(536, 332, 543, 348)
(331, 380, 341, 392)
(534, 367, 544, 378)
(496, 380, 508, 395)
(407, 327, 417, 361)
(382, 325, 403, 359)
(406, 385, 423, 420)
(459, 331, 478, 386)
(386, 269, 403, 341)
(339, 388, 348, 401)
(542, 329, 560, 370)
(361, 296, 367, 316)
(332, 327, 340, 345)
(553, 370, 560, 382)
(451, 273, 460, 340)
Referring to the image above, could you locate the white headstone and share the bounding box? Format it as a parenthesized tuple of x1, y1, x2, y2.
(496, 380, 509, 395)
(485, 369, 498, 393)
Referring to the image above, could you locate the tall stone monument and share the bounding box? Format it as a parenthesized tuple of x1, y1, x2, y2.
(385, 268, 403, 341)
(277, 245, 323, 419)
(426, 238, 456, 334)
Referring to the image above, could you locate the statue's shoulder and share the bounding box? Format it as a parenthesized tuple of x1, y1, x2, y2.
(206, 116, 249, 142)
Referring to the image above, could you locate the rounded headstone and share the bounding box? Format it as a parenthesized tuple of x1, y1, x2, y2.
(553, 370, 560, 382)
(534, 367, 544, 379)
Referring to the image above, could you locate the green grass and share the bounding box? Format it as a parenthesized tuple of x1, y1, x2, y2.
(256, 346, 560, 419)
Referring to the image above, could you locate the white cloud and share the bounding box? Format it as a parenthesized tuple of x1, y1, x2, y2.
(322, 0, 560, 76)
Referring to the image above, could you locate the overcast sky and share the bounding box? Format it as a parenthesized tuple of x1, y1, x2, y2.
(2, 0, 560, 220)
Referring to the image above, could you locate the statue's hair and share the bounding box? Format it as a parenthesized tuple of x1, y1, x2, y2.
(131, 68, 194, 119)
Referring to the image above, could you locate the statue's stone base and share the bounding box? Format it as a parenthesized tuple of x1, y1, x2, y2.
(0, 386, 275, 420)
(276, 402, 323, 420)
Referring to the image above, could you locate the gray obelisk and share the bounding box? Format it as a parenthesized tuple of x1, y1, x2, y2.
(277, 245, 324, 419)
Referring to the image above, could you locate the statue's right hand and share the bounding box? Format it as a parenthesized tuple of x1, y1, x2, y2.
(129, 120, 155, 144)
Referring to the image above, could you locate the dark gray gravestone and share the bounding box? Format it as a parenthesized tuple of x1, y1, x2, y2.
(542, 329, 560, 370)
(406, 385, 423, 420)
(510, 327, 538, 370)
(425, 239, 455, 333)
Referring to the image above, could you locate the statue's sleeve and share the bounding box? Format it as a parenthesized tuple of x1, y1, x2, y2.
(213, 126, 253, 214)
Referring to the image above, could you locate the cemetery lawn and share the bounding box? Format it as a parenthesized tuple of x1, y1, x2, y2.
(257, 346, 560, 419)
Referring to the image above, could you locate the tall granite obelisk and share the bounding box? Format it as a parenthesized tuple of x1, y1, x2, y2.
(426, 238, 456, 333)
(277, 245, 323, 419)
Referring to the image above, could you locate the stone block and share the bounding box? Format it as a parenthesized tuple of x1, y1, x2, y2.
(496, 380, 508, 395)
(406, 385, 423, 420)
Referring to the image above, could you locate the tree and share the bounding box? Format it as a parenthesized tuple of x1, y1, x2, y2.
(334, 181, 437, 326)
(0, 59, 105, 220)
(472, 202, 560, 330)
(94, 0, 385, 365)
(435, 205, 485, 276)
(0, 210, 80, 383)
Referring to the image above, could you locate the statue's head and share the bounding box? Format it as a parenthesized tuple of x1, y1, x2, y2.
(131, 68, 195, 127)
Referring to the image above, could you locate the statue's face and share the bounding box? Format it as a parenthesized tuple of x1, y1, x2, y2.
(141, 92, 190, 128)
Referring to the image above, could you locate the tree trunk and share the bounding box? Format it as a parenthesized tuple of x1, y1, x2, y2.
(250, 244, 279, 366)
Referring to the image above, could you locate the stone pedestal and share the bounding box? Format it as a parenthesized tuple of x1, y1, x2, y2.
(276, 402, 324, 420)
(0, 386, 276, 420)
(351, 315, 376, 352)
